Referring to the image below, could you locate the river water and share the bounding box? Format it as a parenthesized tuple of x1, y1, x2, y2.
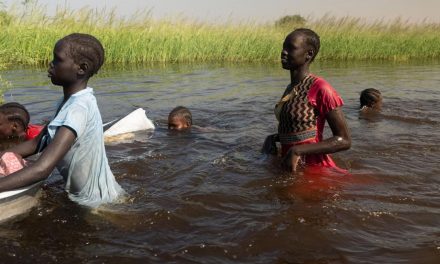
(0, 61, 439, 263)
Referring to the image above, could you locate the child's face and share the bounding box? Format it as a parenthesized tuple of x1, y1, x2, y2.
(168, 116, 189, 130)
(0, 113, 24, 139)
(48, 41, 79, 86)
(362, 98, 383, 112)
(0, 113, 13, 138)
(372, 99, 383, 111)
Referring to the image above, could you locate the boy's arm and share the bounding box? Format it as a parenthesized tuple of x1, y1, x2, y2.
(5, 136, 40, 158)
(0, 127, 76, 192)
(3, 126, 47, 158)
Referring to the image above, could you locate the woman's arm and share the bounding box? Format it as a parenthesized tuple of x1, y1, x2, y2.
(282, 107, 351, 171)
(263, 85, 292, 155)
(262, 133, 279, 155)
(0, 127, 76, 192)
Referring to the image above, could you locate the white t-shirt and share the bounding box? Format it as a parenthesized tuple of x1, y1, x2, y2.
(45, 87, 124, 207)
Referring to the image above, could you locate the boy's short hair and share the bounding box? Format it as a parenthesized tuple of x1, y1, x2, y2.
(360, 88, 382, 108)
(169, 106, 192, 126)
(60, 33, 105, 78)
(0, 102, 30, 130)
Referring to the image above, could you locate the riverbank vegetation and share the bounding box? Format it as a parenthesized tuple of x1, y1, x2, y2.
(0, 3, 440, 68)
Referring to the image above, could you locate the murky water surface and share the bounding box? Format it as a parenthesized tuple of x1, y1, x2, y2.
(0, 61, 439, 263)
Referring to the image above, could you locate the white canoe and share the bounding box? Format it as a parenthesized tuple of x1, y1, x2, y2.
(0, 181, 42, 223)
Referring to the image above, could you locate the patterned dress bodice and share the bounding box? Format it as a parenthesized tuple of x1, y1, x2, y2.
(275, 75, 318, 134)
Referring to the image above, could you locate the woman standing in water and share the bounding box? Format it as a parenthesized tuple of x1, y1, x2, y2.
(262, 28, 351, 172)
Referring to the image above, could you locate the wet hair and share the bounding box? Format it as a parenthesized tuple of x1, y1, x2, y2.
(169, 106, 192, 126)
(360, 88, 382, 109)
(289, 28, 320, 62)
(0, 102, 30, 131)
(58, 33, 105, 78)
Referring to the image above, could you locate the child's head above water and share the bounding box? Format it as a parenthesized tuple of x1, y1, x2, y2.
(360, 88, 382, 111)
(168, 106, 192, 130)
(0, 102, 30, 140)
(49, 33, 105, 85)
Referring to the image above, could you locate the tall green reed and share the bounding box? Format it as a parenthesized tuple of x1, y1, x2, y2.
(0, 4, 439, 68)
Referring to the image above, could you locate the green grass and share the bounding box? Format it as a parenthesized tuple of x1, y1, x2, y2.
(0, 5, 440, 68)
(0, 73, 11, 103)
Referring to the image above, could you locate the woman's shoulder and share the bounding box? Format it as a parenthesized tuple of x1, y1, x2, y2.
(281, 83, 293, 97)
(307, 74, 343, 110)
(310, 75, 332, 89)
(309, 75, 338, 96)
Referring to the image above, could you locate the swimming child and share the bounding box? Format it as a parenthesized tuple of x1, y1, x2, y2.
(0, 33, 124, 207)
(168, 106, 192, 130)
(360, 88, 382, 112)
(262, 28, 351, 173)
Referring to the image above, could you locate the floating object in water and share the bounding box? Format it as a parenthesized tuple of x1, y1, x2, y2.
(103, 108, 155, 137)
(104, 108, 155, 142)
(0, 181, 42, 223)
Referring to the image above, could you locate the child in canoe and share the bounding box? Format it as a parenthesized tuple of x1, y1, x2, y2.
(0, 102, 44, 149)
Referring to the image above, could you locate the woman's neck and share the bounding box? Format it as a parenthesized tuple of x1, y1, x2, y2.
(290, 66, 310, 86)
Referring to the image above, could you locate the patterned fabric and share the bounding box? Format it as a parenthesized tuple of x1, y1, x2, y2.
(275, 74, 318, 135)
(279, 130, 317, 145)
(0, 152, 26, 176)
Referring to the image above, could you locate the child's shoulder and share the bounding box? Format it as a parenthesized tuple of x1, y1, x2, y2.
(72, 87, 95, 99)
(68, 88, 97, 107)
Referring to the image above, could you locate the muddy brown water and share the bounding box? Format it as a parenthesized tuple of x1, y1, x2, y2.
(0, 61, 439, 263)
